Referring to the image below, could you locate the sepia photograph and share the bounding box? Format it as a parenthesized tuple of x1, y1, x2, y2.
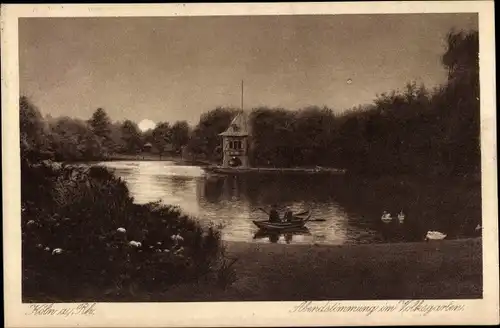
(2, 2, 498, 327)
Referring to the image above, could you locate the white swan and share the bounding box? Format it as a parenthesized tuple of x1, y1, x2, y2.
(128, 240, 142, 248)
(381, 211, 393, 223)
(425, 231, 447, 241)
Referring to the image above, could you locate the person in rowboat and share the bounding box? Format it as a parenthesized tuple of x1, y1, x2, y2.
(284, 208, 293, 222)
(268, 204, 281, 223)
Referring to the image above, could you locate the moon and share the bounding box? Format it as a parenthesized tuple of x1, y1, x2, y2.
(138, 119, 156, 132)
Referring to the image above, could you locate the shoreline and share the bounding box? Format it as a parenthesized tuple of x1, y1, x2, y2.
(97, 154, 214, 166)
(224, 236, 481, 250)
(161, 237, 482, 302)
(68, 158, 480, 184)
(204, 165, 347, 175)
(23, 237, 482, 302)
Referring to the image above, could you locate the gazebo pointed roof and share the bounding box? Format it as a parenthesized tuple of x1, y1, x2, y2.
(219, 111, 250, 137)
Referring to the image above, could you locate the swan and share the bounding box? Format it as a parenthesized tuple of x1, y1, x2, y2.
(381, 211, 392, 223)
(397, 211, 405, 223)
(425, 231, 447, 241)
(128, 240, 142, 248)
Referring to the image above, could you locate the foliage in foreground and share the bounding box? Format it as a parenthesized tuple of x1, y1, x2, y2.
(21, 160, 229, 301)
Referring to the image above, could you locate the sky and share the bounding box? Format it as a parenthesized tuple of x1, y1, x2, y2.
(19, 14, 478, 126)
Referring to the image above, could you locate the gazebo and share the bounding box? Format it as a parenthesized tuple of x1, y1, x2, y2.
(218, 112, 250, 168)
(143, 142, 153, 152)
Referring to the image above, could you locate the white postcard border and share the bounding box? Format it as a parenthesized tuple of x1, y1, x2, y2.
(2, 2, 498, 327)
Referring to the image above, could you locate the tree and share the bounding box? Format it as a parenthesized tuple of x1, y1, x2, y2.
(109, 121, 126, 153)
(50, 117, 103, 161)
(187, 107, 238, 161)
(439, 30, 480, 175)
(442, 30, 479, 83)
(152, 122, 172, 155)
(88, 108, 113, 154)
(19, 96, 54, 163)
(170, 121, 190, 153)
(249, 107, 296, 167)
(120, 120, 142, 154)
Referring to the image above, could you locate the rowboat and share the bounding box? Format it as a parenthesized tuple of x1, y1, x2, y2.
(252, 211, 312, 231)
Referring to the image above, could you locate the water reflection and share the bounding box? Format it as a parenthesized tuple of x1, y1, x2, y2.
(253, 228, 311, 244)
(96, 161, 481, 245)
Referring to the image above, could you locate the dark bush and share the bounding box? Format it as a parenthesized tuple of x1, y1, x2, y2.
(22, 161, 224, 301)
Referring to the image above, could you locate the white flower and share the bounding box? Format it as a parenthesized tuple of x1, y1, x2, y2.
(163, 249, 170, 253)
(156, 242, 162, 245)
(128, 240, 142, 248)
(171, 234, 184, 243)
(27, 220, 35, 226)
(149, 246, 154, 249)
(36, 244, 43, 249)
(52, 248, 63, 255)
(381, 212, 392, 223)
(117, 227, 126, 233)
(175, 247, 184, 254)
(44, 247, 50, 251)
(155, 249, 162, 253)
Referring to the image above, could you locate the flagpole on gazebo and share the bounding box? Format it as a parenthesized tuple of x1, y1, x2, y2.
(241, 80, 244, 111)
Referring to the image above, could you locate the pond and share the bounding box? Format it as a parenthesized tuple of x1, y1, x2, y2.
(95, 161, 482, 245)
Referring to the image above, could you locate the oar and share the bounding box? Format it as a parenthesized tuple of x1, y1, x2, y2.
(295, 209, 309, 216)
(295, 210, 327, 222)
(258, 207, 270, 215)
(256, 207, 326, 222)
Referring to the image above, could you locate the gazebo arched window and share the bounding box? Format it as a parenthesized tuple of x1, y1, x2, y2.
(228, 140, 242, 150)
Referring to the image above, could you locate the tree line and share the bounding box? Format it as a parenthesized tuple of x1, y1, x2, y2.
(21, 29, 479, 177)
(20, 101, 190, 162)
(185, 30, 480, 177)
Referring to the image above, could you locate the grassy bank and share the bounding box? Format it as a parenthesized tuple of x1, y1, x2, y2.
(162, 238, 482, 301)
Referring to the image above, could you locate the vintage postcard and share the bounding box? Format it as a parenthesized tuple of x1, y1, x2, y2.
(2, 2, 499, 327)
